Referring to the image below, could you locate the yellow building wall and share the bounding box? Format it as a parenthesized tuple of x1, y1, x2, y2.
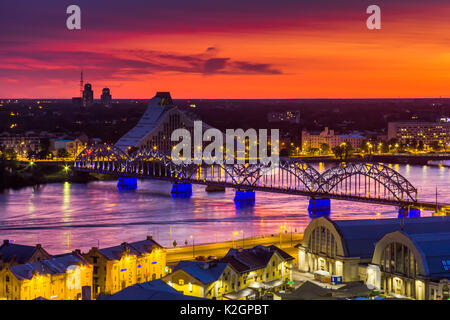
(91, 248, 167, 295)
(163, 265, 237, 300)
(0, 264, 93, 300)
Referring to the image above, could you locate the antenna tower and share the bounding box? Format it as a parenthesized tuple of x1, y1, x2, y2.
(80, 70, 84, 98)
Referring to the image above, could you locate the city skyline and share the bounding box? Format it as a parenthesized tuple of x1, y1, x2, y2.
(1, 0, 450, 99)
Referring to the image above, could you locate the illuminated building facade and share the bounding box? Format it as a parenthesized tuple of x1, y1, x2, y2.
(387, 121, 450, 148)
(83, 236, 166, 296)
(163, 261, 236, 299)
(0, 135, 47, 158)
(219, 245, 293, 300)
(368, 231, 450, 300)
(0, 251, 93, 300)
(163, 245, 293, 300)
(299, 217, 450, 299)
(301, 127, 365, 151)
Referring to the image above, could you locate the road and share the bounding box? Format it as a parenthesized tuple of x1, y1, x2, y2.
(166, 234, 303, 267)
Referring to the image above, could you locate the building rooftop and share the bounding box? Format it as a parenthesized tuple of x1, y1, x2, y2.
(96, 237, 163, 261)
(401, 231, 450, 279)
(97, 279, 206, 300)
(219, 245, 293, 273)
(8, 252, 90, 280)
(173, 261, 229, 285)
(114, 93, 176, 150)
(326, 216, 450, 259)
(0, 240, 48, 264)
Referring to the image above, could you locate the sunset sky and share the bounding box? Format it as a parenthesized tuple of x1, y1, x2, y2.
(1, 0, 450, 99)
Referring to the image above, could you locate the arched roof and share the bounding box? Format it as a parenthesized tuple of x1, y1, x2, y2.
(303, 216, 450, 261)
(372, 230, 450, 279)
(302, 217, 348, 257)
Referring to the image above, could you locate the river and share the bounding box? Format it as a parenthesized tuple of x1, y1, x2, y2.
(0, 163, 448, 254)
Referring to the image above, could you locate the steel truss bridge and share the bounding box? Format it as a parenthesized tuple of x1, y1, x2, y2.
(74, 145, 449, 212)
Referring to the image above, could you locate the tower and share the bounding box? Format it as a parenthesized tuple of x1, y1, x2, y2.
(80, 70, 84, 99)
(101, 88, 112, 108)
(83, 83, 94, 107)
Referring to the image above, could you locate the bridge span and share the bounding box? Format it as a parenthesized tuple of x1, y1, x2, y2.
(74, 145, 450, 217)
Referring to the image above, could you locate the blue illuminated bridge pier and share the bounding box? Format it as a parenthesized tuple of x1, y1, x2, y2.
(74, 145, 450, 217)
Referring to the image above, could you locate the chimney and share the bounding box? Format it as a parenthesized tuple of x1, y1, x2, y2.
(146, 235, 153, 241)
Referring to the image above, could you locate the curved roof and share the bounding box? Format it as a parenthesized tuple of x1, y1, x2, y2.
(306, 216, 450, 259)
(173, 261, 229, 284)
(115, 93, 176, 150)
(373, 230, 450, 280)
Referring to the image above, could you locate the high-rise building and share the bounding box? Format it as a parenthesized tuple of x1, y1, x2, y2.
(387, 121, 449, 148)
(83, 83, 94, 107)
(101, 88, 112, 108)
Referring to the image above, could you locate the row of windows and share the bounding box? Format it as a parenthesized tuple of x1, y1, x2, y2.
(380, 242, 419, 276)
(308, 227, 337, 258)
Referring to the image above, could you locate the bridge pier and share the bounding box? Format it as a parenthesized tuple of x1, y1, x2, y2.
(117, 177, 138, 190)
(398, 207, 421, 218)
(234, 189, 255, 206)
(171, 183, 193, 198)
(308, 197, 331, 218)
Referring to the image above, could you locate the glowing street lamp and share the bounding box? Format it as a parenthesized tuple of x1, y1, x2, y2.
(232, 231, 239, 249)
(280, 224, 288, 246)
(190, 235, 195, 257)
(169, 225, 175, 247)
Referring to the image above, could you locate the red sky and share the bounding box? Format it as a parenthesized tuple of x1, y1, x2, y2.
(1, 0, 450, 99)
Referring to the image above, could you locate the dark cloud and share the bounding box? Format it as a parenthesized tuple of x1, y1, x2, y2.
(203, 58, 229, 74)
(0, 48, 283, 82)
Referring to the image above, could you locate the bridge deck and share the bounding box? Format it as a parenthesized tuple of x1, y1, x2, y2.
(75, 167, 450, 211)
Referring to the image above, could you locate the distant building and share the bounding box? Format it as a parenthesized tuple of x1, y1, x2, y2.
(115, 92, 222, 154)
(0, 240, 52, 269)
(0, 251, 93, 300)
(387, 121, 449, 148)
(267, 111, 300, 124)
(301, 127, 365, 151)
(101, 88, 112, 108)
(54, 138, 86, 157)
(83, 236, 166, 296)
(72, 97, 82, 107)
(82, 83, 94, 107)
(0, 134, 47, 158)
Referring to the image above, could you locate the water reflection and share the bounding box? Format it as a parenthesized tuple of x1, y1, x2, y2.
(0, 164, 447, 253)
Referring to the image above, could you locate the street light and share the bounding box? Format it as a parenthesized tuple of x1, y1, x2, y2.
(280, 224, 287, 247)
(190, 235, 195, 258)
(232, 231, 239, 249)
(169, 225, 174, 247)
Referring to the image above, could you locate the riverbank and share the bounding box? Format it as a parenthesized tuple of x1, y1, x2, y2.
(166, 233, 303, 265)
(0, 160, 115, 192)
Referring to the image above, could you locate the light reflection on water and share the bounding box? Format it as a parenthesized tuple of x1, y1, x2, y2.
(0, 164, 448, 254)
